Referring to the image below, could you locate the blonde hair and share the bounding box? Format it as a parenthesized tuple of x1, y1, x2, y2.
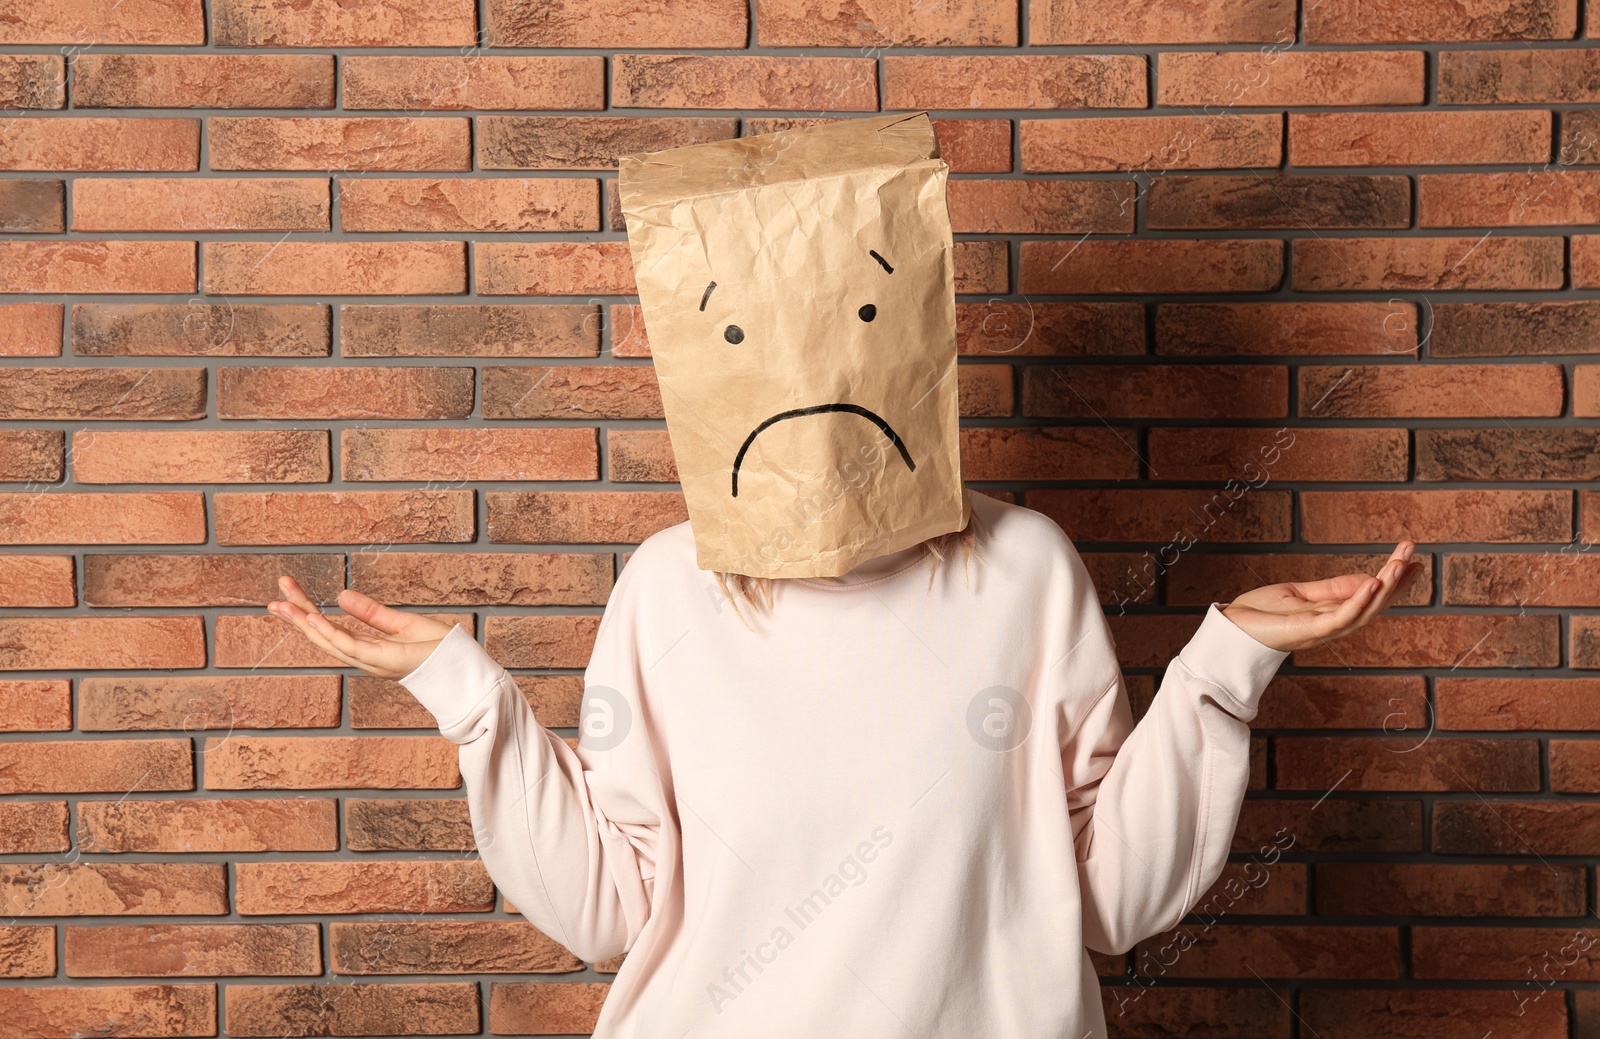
(712, 506, 988, 629)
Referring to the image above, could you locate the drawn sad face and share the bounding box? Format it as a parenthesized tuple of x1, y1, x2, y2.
(698, 248, 917, 499)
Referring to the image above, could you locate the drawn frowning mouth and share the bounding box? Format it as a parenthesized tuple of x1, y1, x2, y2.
(730, 402, 915, 497)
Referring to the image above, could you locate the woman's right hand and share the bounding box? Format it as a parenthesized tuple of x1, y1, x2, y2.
(267, 576, 453, 680)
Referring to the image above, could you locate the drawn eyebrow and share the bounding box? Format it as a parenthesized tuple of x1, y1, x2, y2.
(699, 281, 717, 311)
(869, 249, 893, 273)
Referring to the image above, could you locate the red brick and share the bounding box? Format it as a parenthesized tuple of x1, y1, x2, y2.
(234, 862, 491, 914)
(1436, 801, 1600, 854)
(0, 367, 204, 420)
(351, 551, 611, 606)
(0, 1, 204, 44)
(960, 427, 1139, 482)
(1023, 364, 1287, 418)
(213, 0, 477, 46)
(1149, 428, 1409, 482)
(1132, 924, 1400, 979)
(490, 982, 609, 1034)
(340, 304, 599, 358)
(757, 0, 1014, 43)
(1437, 676, 1600, 729)
(478, 116, 739, 171)
(1252, 673, 1430, 729)
(332, 920, 580, 974)
(613, 54, 877, 110)
(1414, 926, 1600, 980)
(1156, 301, 1419, 356)
(0, 117, 198, 171)
(0, 492, 206, 545)
(1301, 363, 1563, 417)
(1418, 429, 1600, 481)
(1150, 174, 1410, 229)
(65, 922, 321, 977)
(0, 241, 195, 294)
(1578, 364, 1600, 415)
(0, 680, 72, 731)
(73, 54, 333, 108)
(204, 736, 459, 790)
(0, 430, 62, 482)
(342, 796, 475, 848)
(203, 241, 466, 296)
(1235, 799, 1422, 854)
(0, 303, 63, 356)
(0, 802, 70, 853)
(1309, 0, 1578, 42)
(1302, 488, 1570, 543)
(1021, 239, 1283, 294)
(73, 430, 329, 485)
(605, 428, 675, 482)
(0, 618, 204, 672)
(78, 675, 342, 732)
(83, 553, 342, 609)
(743, 117, 1013, 174)
(0, 556, 74, 607)
(954, 240, 1009, 293)
(210, 117, 470, 172)
(1550, 739, 1600, 790)
(0, 983, 216, 1037)
(1031, 0, 1292, 43)
(1441, 47, 1600, 103)
(343, 55, 604, 110)
(342, 428, 598, 482)
(1275, 735, 1541, 791)
(0, 739, 189, 795)
(482, 616, 596, 669)
(1419, 170, 1600, 227)
(0, 861, 227, 916)
(1316, 863, 1584, 916)
(0, 55, 62, 108)
(886, 55, 1145, 110)
(1021, 114, 1281, 172)
(1098, 985, 1287, 1037)
(1290, 111, 1551, 165)
(0, 179, 64, 232)
(476, 241, 634, 296)
(219, 366, 472, 420)
(339, 177, 597, 232)
(214, 491, 474, 546)
(1299, 988, 1565, 1038)
(487, 0, 745, 45)
(228, 981, 478, 1035)
(73, 303, 330, 357)
(947, 179, 1133, 234)
(1573, 234, 1600, 287)
(0, 924, 53, 976)
(487, 491, 688, 544)
(1445, 551, 1600, 607)
(216, 613, 471, 669)
(72, 178, 329, 232)
(1026, 488, 1291, 543)
(481, 365, 658, 420)
(955, 301, 1145, 357)
(1157, 50, 1425, 107)
(1293, 235, 1563, 291)
(1292, 613, 1560, 669)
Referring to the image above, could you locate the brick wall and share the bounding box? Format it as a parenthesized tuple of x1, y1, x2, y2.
(2, 0, 1599, 1035)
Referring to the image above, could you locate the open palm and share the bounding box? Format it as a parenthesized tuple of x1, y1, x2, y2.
(1221, 541, 1423, 653)
(267, 576, 453, 680)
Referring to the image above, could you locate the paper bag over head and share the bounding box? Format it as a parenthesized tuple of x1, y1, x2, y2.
(617, 111, 970, 579)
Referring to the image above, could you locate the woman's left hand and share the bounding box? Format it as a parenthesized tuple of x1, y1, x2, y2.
(1220, 541, 1423, 653)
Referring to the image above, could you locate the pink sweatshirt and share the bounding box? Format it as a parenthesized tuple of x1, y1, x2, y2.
(398, 493, 1290, 1037)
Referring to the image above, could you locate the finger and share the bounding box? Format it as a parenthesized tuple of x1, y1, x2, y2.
(1353, 555, 1421, 629)
(336, 588, 415, 637)
(277, 575, 324, 615)
(1284, 571, 1377, 604)
(268, 601, 371, 670)
(1298, 576, 1382, 642)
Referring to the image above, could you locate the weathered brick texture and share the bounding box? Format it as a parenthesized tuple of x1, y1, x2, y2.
(0, 0, 1596, 1034)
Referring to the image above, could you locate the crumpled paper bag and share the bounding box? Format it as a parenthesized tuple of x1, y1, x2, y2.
(617, 111, 969, 579)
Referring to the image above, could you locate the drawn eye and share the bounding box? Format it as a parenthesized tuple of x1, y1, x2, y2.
(724, 325, 745, 344)
(858, 304, 876, 323)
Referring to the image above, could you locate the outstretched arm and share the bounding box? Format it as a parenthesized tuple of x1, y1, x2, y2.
(268, 575, 669, 964)
(1065, 543, 1421, 954)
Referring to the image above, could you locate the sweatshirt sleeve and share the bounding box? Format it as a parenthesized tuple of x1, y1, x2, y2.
(397, 575, 670, 964)
(1063, 601, 1290, 956)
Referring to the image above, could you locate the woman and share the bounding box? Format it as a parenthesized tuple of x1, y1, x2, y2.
(268, 495, 1420, 1037)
